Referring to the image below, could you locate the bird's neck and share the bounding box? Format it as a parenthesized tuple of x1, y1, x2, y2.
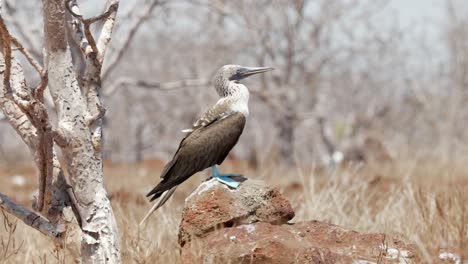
(216, 82, 250, 116)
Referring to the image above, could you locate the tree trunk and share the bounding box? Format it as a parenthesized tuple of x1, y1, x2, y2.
(0, 42, 77, 258)
(42, 0, 121, 262)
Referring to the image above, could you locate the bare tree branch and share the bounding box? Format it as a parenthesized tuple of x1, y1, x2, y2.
(0, 195, 62, 244)
(65, 0, 114, 152)
(44, 0, 121, 261)
(10, 37, 43, 74)
(65, 0, 119, 62)
(0, 16, 12, 97)
(189, 0, 233, 16)
(33, 70, 48, 103)
(0, 4, 43, 76)
(0, 14, 58, 213)
(66, 0, 93, 59)
(102, 0, 162, 81)
(249, 88, 288, 112)
(0, 58, 40, 152)
(0, 30, 71, 257)
(0, 3, 85, 259)
(65, 0, 120, 141)
(0, 17, 44, 83)
(104, 77, 210, 96)
(96, 0, 119, 59)
(3, 0, 42, 59)
(66, 0, 99, 59)
(0, 54, 64, 213)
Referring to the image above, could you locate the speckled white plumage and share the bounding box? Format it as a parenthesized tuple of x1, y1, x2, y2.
(182, 67, 250, 133)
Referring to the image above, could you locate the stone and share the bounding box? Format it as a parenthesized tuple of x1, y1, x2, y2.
(178, 178, 420, 263)
(178, 178, 295, 246)
(181, 221, 419, 264)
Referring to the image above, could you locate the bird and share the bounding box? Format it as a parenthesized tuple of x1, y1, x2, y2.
(140, 65, 273, 225)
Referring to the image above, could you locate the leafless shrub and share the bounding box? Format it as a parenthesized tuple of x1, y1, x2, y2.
(0, 210, 23, 264)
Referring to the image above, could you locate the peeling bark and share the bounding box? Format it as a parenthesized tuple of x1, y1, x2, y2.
(0, 193, 62, 243)
(43, 0, 121, 262)
(1, 0, 121, 261)
(0, 46, 73, 257)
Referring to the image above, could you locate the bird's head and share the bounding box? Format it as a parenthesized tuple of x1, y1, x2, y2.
(213, 65, 273, 96)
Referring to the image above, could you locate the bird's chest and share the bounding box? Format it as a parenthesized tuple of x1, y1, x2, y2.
(221, 93, 249, 117)
(228, 100, 249, 116)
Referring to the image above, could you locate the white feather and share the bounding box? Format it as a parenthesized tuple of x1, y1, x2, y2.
(216, 83, 250, 116)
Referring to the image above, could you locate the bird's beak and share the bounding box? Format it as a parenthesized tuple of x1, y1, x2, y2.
(235, 66, 274, 80)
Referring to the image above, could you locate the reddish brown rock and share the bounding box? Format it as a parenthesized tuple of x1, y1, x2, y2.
(178, 178, 295, 246)
(181, 221, 419, 264)
(179, 178, 419, 263)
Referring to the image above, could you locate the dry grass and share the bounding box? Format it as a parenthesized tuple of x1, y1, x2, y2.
(0, 158, 467, 263)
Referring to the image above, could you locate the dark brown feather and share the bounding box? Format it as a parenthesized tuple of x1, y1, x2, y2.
(147, 112, 246, 201)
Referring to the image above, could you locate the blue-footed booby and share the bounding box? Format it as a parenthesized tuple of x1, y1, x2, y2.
(140, 65, 273, 225)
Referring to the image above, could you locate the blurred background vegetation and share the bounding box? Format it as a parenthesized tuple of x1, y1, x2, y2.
(1, 1, 468, 262)
(2, 0, 468, 170)
(0, 0, 466, 169)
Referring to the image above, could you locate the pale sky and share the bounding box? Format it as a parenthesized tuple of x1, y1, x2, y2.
(388, 0, 444, 27)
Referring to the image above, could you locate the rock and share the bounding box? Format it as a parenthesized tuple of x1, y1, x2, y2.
(181, 221, 419, 264)
(439, 250, 468, 264)
(179, 178, 420, 264)
(178, 178, 295, 246)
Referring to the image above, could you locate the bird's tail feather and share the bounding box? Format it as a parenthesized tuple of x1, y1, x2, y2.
(139, 186, 177, 227)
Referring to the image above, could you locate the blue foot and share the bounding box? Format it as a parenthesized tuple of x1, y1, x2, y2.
(211, 166, 241, 188)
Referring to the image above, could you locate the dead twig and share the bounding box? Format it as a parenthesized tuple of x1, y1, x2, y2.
(0, 50, 54, 214)
(104, 77, 210, 96)
(0, 12, 45, 96)
(10, 36, 43, 74)
(3, 0, 42, 59)
(85, 103, 106, 127)
(33, 70, 48, 103)
(83, 2, 118, 25)
(66, 0, 99, 58)
(66, 0, 119, 62)
(0, 194, 63, 244)
(102, 0, 162, 81)
(96, 0, 120, 60)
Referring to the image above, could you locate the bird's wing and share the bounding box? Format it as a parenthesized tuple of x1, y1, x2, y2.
(147, 112, 246, 202)
(181, 102, 229, 133)
(160, 110, 236, 178)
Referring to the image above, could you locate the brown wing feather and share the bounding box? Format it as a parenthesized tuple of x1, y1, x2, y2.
(147, 112, 246, 201)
